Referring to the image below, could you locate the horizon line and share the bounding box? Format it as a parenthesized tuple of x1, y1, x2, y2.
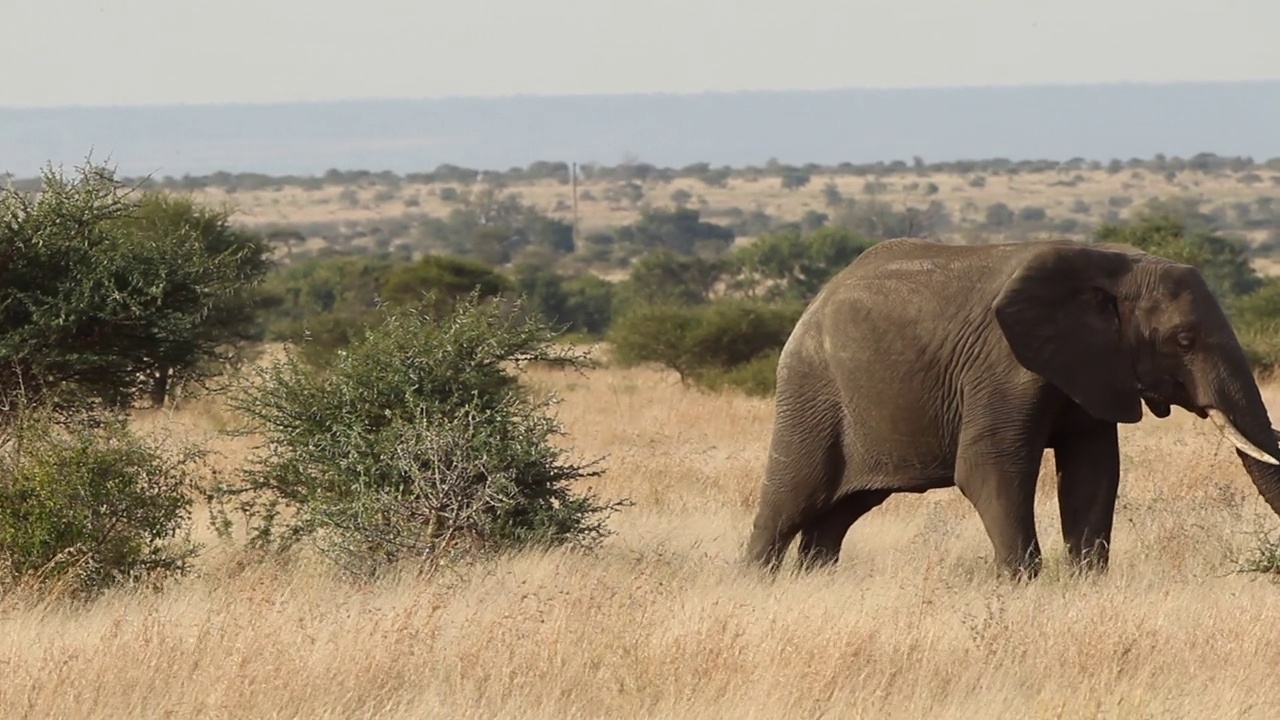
(4, 78, 1280, 112)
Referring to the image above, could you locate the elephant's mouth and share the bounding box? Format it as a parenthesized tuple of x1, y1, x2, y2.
(1137, 380, 1280, 465)
(1140, 392, 1172, 418)
(1138, 377, 1201, 420)
(1149, 395, 1280, 465)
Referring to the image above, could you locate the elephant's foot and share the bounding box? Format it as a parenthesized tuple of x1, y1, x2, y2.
(794, 490, 892, 571)
(988, 535, 1039, 579)
(1063, 541, 1111, 576)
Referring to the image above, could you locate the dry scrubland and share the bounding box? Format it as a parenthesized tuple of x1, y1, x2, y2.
(190, 166, 1280, 248)
(3, 358, 1279, 718)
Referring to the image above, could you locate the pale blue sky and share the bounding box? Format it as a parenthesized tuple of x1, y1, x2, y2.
(2, 0, 1277, 107)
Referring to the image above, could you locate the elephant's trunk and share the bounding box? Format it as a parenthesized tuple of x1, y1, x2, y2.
(1202, 352, 1280, 518)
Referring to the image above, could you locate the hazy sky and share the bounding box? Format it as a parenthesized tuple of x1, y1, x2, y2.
(3, 0, 1277, 107)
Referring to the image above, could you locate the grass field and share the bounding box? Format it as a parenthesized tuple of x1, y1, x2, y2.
(4, 359, 1279, 719)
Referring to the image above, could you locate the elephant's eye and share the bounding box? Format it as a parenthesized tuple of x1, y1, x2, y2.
(1175, 331, 1196, 351)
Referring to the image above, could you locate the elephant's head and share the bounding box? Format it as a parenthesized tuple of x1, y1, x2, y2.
(992, 241, 1280, 517)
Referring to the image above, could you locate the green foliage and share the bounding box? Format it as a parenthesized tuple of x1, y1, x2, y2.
(821, 181, 843, 208)
(616, 251, 728, 309)
(0, 163, 273, 415)
(609, 299, 802, 394)
(261, 252, 510, 363)
(1227, 278, 1280, 374)
(829, 198, 946, 239)
(215, 295, 622, 574)
(415, 189, 575, 262)
(1096, 211, 1261, 300)
(112, 191, 275, 403)
(0, 409, 201, 596)
(512, 264, 615, 336)
(259, 253, 397, 361)
(730, 227, 875, 300)
(984, 202, 1015, 227)
(381, 254, 510, 310)
(614, 207, 735, 256)
(698, 351, 782, 397)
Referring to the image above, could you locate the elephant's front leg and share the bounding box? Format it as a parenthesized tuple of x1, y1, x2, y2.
(955, 423, 1045, 579)
(1053, 423, 1120, 572)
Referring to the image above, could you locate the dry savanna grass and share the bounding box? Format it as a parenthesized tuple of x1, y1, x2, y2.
(4, 362, 1280, 718)
(189, 166, 1280, 255)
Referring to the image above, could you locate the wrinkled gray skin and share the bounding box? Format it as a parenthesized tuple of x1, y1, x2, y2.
(746, 238, 1280, 578)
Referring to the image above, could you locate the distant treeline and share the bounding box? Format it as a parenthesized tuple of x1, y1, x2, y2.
(6, 152, 1280, 193)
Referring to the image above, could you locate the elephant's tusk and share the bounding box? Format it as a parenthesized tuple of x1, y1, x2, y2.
(1207, 409, 1280, 465)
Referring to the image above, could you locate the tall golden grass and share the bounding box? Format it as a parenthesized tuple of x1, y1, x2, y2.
(3, 363, 1279, 719)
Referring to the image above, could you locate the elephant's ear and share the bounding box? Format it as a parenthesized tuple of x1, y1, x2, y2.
(992, 244, 1142, 424)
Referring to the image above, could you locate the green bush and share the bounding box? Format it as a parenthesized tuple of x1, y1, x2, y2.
(1228, 278, 1280, 374)
(609, 299, 801, 394)
(698, 351, 783, 397)
(512, 264, 616, 337)
(0, 410, 201, 596)
(262, 252, 511, 364)
(729, 227, 874, 301)
(215, 294, 623, 574)
(380, 253, 510, 310)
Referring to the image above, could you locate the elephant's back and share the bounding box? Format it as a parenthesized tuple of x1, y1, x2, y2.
(795, 239, 1021, 486)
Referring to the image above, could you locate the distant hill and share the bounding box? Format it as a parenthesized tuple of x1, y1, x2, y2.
(2, 81, 1280, 178)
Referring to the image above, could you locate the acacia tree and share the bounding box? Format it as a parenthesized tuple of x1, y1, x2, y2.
(111, 191, 274, 405)
(0, 162, 273, 416)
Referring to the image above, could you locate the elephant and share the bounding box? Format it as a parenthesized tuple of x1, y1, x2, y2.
(745, 237, 1280, 578)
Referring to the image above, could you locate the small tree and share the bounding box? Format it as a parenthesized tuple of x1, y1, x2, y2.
(780, 170, 811, 190)
(381, 253, 510, 311)
(615, 251, 727, 309)
(111, 191, 274, 406)
(730, 227, 875, 301)
(609, 299, 803, 395)
(215, 294, 623, 573)
(0, 163, 273, 415)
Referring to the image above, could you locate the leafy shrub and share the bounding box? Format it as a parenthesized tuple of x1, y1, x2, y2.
(215, 294, 622, 574)
(0, 409, 200, 596)
(111, 191, 275, 405)
(780, 171, 811, 190)
(698, 351, 782, 397)
(512, 265, 616, 337)
(984, 202, 1015, 227)
(381, 254, 510, 311)
(1228, 279, 1280, 373)
(730, 227, 875, 301)
(609, 299, 802, 394)
(615, 251, 728, 310)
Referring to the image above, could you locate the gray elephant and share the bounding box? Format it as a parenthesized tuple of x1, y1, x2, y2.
(745, 237, 1280, 578)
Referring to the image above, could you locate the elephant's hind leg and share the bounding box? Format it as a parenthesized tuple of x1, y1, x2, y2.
(745, 409, 844, 572)
(797, 490, 892, 570)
